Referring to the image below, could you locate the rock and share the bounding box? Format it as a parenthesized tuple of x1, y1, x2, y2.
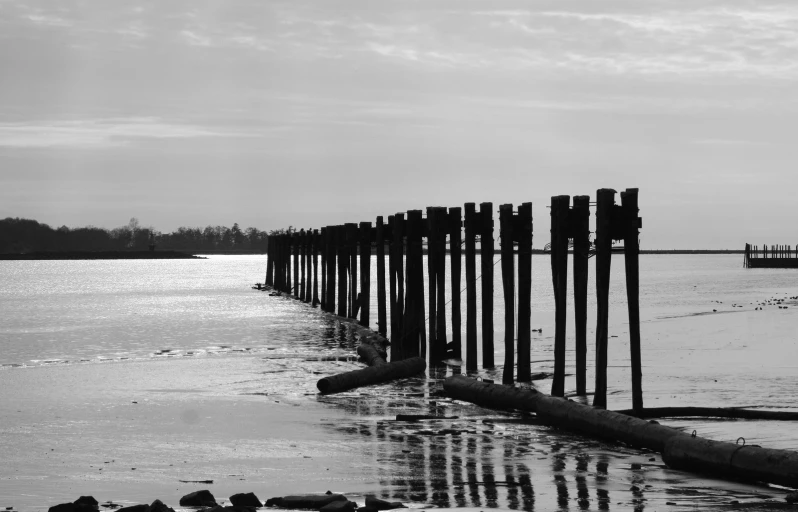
(48, 505, 77, 512)
(786, 492, 798, 503)
(148, 500, 176, 512)
(319, 501, 356, 512)
(266, 494, 348, 509)
(364, 497, 405, 510)
(179, 490, 217, 508)
(229, 493, 262, 507)
(115, 506, 148, 512)
(74, 497, 99, 511)
(356, 508, 378, 512)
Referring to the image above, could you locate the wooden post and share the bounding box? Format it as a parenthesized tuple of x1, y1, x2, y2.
(306, 229, 313, 302)
(292, 232, 299, 297)
(464, 203, 478, 371)
(499, 204, 515, 385)
(359, 221, 372, 327)
(622, 188, 643, 412)
(404, 210, 426, 359)
(324, 227, 333, 312)
(388, 216, 398, 351)
(313, 229, 320, 306)
(572, 196, 590, 394)
(434, 207, 448, 363)
(337, 225, 348, 318)
(266, 235, 275, 286)
(392, 213, 406, 359)
(426, 207, 439, 364)
(376, 217, 387, 336)
(345, 223, 358, 318)
(516, 202, 533, 382)
(449, 207, 463, 361)
(593, 189, 616, 409)
(299, 229, 306, 302)
(550, 195, 570, 397)
(480, 202, 494, 368)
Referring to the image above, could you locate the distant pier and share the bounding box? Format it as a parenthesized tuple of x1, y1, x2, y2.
(744, 243, 798, 268)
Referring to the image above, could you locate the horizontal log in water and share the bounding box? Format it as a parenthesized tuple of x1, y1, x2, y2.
(663, 436, 798, 489)
(445, 375, 798, 486)
(615, 407, 798, 421)
(317, 356, 426, 394)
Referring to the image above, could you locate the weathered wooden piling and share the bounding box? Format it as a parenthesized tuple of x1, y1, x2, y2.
(265, 236, 274, 286)
(593, 189, 616, 409)
(479, 202, 494, 368)
(299, 229, 306, 302)
(404, 210, 426, 359)
(499, 204, 515, 385)
(464, 203, 478, 371)
(516, 202, 533, 382)
(376, 216, 387, 336)
(622, 188, 643, 412)
(572, 196, 590, 395)
(346, 223, 358, 318)
(426, 207, 440, 364)
(312, 229, 320, 306)
(390, 213, 406, 359)
(449, 207, 463, 361)
(293, 233, 299, 297)
(337, 225, 348, 318)
(550, 195, 570, 397)
(359, 221, 371, 327)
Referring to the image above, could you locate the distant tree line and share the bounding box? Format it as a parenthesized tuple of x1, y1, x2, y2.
(0, 217, 280, 254)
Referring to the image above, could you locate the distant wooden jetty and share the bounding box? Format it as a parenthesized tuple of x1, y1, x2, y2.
(744, 243, 798, 268)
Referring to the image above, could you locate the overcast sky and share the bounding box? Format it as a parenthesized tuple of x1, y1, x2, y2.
(1, 0, 796, 248)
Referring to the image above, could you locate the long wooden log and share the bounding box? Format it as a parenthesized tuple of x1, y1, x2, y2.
(615, 407, 798, 421)
(316, 356, 426, 394)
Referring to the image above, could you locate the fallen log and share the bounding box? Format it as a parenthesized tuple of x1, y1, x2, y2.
(663, 435, 798, 489)
(357, 342, 387, 367)
(444, 375, 684, 452)
(615, 407, 798, 421)
(317, 357, 426, 394)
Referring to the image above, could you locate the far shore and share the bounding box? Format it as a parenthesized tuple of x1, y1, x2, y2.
(0, 250, 205, 260)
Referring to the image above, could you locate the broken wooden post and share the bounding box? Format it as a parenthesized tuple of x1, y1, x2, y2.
(593, 189, 616, 409)
(572, 196, 590, 394)
(359, 221, 372, 327)
(550, 195, 570, 397)
(337, 225, 348, 318)
(622, 188, 643, 412)
(376, 216, 387, 336)
(464, 203, 478, 371)
(480, 202, 494, 368)
(499, 204, 515, 385)
(516, 202, 533, 382)
(449, 206, 463, 361)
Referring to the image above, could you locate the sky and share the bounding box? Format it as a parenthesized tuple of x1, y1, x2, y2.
(1, 0, 797, 249)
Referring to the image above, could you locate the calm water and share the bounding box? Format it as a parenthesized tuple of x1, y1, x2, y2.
(1, 254, 797, 429)
(1, 254, 797, 510)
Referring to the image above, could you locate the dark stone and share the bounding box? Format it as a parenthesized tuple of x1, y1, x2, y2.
(356, 508, 379, 512)
(148, 500, 176, 512)
(364, 497, 405, 510)
(179, 490, 217, 508)
(229, 493, 262, 507)
(115, 506, 148, 512)
(48, 504, 76, 512)
(319, 501, 356, 512)
(266, 495, 348, 509)
(74, 497, 99, 509)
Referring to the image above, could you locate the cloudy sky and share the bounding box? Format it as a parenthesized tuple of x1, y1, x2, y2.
(1, 0, 796, 248)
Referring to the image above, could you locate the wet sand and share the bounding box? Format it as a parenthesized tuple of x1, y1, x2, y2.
(1, 341, 795, 512)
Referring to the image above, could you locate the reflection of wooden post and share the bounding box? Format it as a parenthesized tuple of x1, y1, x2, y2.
(480, 202, 494, 368)
(376, 217, 387, 336)
(359, 221, 372, 327)
(622, 188, 643, 412)
(550, 195, 569, 397)
(449, 207, 463, 360)
(593, 189, 616, 409)
(572, 196, 590, 395)
(464, 203, 478, 371)
(516, 202, 533, 382)
(499, 204, 515, 385)
(337, 226, 348, 318)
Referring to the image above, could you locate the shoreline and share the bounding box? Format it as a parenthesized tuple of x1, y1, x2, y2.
(0, 251, 204, 260)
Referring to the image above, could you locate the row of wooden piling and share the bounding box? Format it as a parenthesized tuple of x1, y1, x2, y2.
(266, 188, 643, 410)
(744, 244, 798, 268)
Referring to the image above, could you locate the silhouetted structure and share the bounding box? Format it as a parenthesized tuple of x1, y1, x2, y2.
(744, 243, 798, 268)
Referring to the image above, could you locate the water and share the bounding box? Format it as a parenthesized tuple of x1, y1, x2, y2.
(0, 254, 797, 510)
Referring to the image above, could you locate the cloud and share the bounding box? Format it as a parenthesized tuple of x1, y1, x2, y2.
(0, 117, 249, 149)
